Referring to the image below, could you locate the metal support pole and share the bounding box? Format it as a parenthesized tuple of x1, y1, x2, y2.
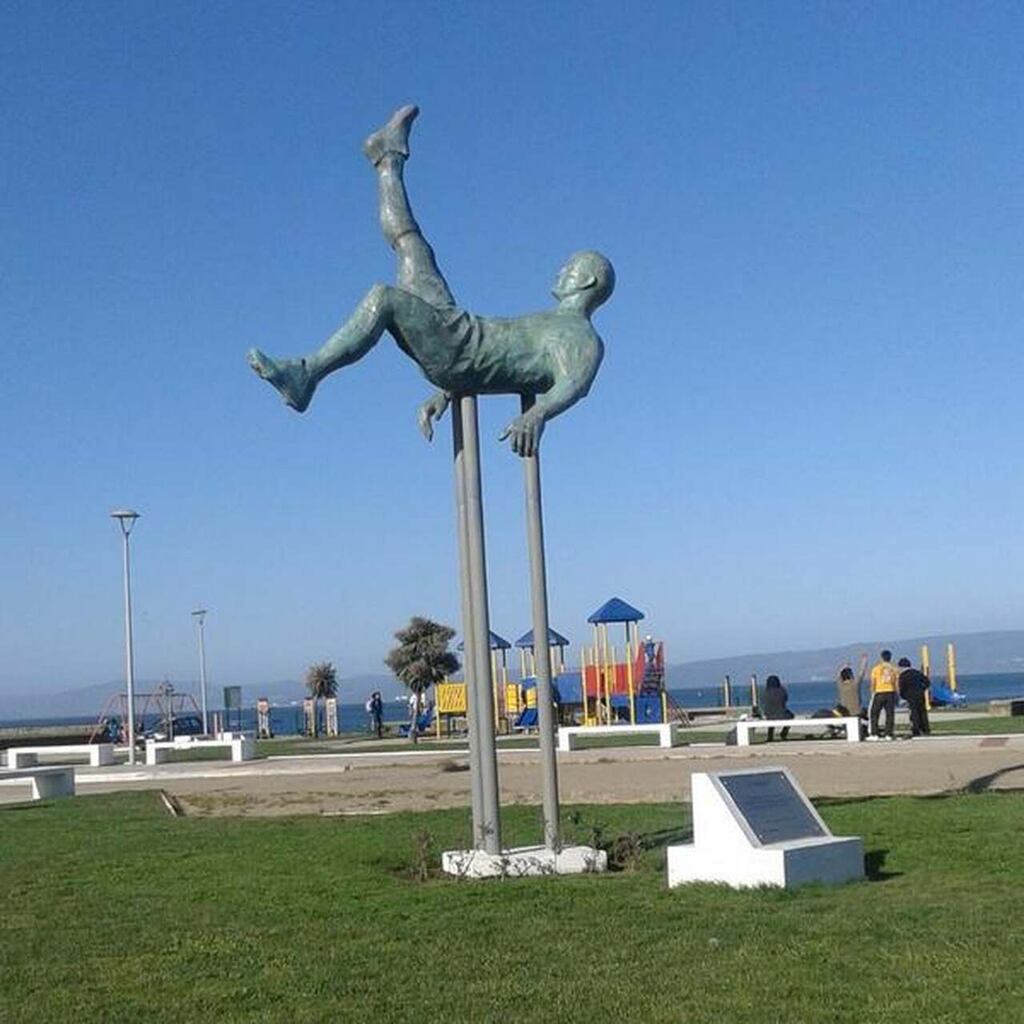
(452, 397, 484, 846)
(193, 609, 209, 735)
(459, 395, 502, 854)
(921, 644, 932, 712)
(120, 530, 137, 766)
(521, 397, 561, 850)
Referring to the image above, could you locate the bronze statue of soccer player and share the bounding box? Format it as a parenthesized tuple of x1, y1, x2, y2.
(247, 105, 613, 457)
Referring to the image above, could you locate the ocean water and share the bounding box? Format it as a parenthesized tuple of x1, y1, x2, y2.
(4, 673, 1023, 736)
(0, 701, 414, 738)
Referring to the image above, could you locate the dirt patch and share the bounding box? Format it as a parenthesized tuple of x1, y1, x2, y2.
(67, 735, 1024, 818)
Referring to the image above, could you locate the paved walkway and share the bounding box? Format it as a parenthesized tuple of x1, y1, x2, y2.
(3, 733, 1018, 815)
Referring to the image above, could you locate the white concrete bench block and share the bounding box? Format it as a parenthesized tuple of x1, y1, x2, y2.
(146, 736, 254, 765)
(0, 766, 76, 800)
(735, 717, 861, 746)
(230, 737, 255, 762)
(145, 741, 170, 765)
(558, 722, 678, 752)
(6, 744, 114, 768)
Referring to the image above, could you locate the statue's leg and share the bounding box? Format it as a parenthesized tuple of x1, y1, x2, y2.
(364, 106, 456, 311)
(378, 156, 456, 309)
(247, 285, 393, 412)
(248, 110, 464, 413)
(248, 284, 455, 411)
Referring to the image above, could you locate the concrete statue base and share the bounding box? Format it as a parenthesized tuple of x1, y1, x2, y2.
(441, 844, 607, 879)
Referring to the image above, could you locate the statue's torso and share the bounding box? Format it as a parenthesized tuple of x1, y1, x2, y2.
(428, 309, 601, 397)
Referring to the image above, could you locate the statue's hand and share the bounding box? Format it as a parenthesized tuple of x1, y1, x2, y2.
(417, 390, 450, 442)
(499, 409, 546, 457)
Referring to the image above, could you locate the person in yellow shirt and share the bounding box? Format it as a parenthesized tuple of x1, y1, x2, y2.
(868, 649, 899, 740)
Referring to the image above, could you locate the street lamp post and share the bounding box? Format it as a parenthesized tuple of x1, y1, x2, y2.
(191, 608, 209, 735)
(110, 509, 140, 765)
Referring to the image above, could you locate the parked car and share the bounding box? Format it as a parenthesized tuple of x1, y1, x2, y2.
(144, 714, 205, 741)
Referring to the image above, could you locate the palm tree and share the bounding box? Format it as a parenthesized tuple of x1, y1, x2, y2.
(305, 661, 338, 737)
(385, 617, 459, 743)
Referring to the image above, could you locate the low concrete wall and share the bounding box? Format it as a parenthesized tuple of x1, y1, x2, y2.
(989, 699, 1024, 717)
(0, 725, 93, 747)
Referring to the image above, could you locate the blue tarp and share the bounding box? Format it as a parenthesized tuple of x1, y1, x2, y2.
(587, 597, 645, 624)
(929, 683, 967, 707)
(514, 627, 570, 650)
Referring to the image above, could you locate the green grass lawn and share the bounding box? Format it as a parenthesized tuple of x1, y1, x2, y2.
(929, 714, 1024, 735)
(2, 790, 1024, 1023)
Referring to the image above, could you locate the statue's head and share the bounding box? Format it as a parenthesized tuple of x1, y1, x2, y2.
(552, 251, 615, 313)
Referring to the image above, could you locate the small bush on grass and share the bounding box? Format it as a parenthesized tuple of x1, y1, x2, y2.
(409, 827, 438, 882)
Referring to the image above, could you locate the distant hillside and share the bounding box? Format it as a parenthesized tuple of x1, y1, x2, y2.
(4, 630, 1024, 720)
(665, 630, 1024, 689)
(246, 673, 399, 705)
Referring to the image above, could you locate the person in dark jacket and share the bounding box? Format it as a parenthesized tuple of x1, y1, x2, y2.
(896, 658, 930, 737)
(369, 691, 385, 739)
(761, 675, 794, 741)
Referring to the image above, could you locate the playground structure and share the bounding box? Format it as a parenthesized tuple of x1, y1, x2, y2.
(579, 597, 668, 726)
(89, 683, 203, 744)
(508, 627, 569, 729)
(431, 631, 516, 737)
(920, 641, 967, 708)
(427, 597, 683, 736)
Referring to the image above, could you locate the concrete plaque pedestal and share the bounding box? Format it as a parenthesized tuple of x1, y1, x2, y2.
(667, 768, 864, 890)
(442, 844, 606, 879)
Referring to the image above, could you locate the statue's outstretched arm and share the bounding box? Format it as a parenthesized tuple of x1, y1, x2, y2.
(417, 389, 451, 442)
(500, 343, 603, 458)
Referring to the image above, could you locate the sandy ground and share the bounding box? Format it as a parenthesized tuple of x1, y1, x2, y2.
(4, 733, 1019, 816)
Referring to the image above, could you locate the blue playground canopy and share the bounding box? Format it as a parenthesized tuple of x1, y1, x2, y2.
(515, 627, 570, 650)
(587, 597, 645, 624)
(456, 630, 511, 652)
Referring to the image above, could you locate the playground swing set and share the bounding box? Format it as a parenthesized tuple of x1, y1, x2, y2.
(89, 682, 203, 744)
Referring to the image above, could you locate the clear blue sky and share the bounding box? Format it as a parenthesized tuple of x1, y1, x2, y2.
(2, 2, 1022, 699)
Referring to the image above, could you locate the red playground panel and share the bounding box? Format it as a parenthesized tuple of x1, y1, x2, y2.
(582, 663, 632, 697)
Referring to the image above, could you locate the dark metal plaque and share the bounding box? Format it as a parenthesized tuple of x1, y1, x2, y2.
(719, 771, 827, 845)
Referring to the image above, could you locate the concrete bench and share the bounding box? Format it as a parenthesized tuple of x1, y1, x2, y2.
(160, 732, 237, 748)
(145, 736, 254, 765)
(989, 699, 1024, 717)
(0, 765, 76, 800)
(736, 717, 861, 746)
(558, 722, 679, 751)
(5, 744, 114, 769)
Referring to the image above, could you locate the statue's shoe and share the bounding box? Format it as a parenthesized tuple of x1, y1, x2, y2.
(247, 349, 315, 412)
(362, 104, 419, 165)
